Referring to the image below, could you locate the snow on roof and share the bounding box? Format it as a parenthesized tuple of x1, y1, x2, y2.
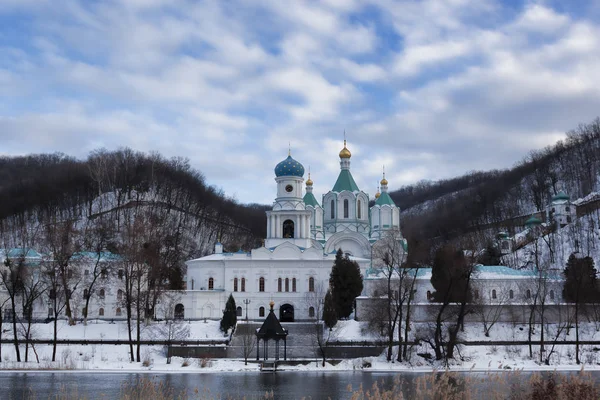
(366, 265, 556, 281)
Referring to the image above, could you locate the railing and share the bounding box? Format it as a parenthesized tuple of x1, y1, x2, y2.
(0, 339, 229, 345)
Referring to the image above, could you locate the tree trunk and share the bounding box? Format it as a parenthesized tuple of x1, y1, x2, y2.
(575, 302, 580, 364)
(126, 303, 134, 362)
(10, 297, 20, 362)
(433, 303, 447, 361)
(397, 305, 403, 362)
(83, 294, 92, 326)
(528, 306, 535, 358)
(0, 307, 3, 362)
(52, 314, 58, 362)
(539, 306, 545, 364)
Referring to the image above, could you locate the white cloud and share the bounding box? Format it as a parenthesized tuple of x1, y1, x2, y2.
(2, 0, 600, 204)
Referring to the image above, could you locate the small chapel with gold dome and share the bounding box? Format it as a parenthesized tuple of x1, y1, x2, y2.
(184, 140, 404, 322)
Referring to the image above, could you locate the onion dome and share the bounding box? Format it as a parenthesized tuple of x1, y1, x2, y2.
(552, 191, 570, 202)
(375, 184, 381, 199)
(380, 176, 388, 186)
(339, 139, 351, 159)
(274, 154, 305, 177)
(525, 215, 543, 227)
(306, 172, 313, 186)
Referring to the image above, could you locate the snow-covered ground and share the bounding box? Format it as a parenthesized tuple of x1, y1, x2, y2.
(1, 320, 600, 373)
(1, 319, 227, 341)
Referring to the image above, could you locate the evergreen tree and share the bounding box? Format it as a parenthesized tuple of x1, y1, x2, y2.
(220, 294, 237, 333)
(329, 249, 363, 319)
(322, 289, 337, 329)
(563, 253, 598, 364)
(478, 242, 502, 266)
(431, 246, 472, 303)
(430, 245, 475, 360)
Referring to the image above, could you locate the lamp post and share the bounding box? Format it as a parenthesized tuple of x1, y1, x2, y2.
(243, 299, 251, 321)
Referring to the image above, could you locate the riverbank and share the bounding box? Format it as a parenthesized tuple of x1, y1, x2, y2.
(2, 319, 600, 373)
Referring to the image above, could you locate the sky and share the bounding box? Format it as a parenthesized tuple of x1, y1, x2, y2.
(1, 0, 600, 205)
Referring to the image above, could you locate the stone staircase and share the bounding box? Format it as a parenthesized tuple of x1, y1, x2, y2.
(228, 321, 322, 359)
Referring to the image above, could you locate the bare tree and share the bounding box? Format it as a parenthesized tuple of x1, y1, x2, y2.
(305, 281, 339, 367)
(370, 231, 409, 362)
(80, 217, 114, 325)
(19, 260, 46, 362)
(43, 219, 82, 326)
(238, 324, 257, 366)
(473, 282, 511, 337)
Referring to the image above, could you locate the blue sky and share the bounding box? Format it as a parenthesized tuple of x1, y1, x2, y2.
(2, 0, 600, 205)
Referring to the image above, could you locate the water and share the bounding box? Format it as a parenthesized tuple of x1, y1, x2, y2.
(2, 370, 599, 400)
(0, 371, 395, 399)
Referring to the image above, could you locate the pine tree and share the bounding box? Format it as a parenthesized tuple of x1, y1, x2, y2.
(329, 248, 363, 319)
(220, 294, 237, 333)
(322, 289, 337, 329)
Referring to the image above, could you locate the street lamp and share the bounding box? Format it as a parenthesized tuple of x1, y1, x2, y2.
(243, 299, 251, 321)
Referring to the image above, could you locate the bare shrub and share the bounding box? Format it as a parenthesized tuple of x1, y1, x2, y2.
(197, 357, 212, 368)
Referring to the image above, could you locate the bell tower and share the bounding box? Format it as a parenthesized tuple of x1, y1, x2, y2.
(265, 151, 312, 248)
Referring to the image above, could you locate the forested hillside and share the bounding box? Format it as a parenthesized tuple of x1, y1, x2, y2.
(395, 118, 600, 250)
(0, 148, 268, 289)
(2, 118, 600, 271)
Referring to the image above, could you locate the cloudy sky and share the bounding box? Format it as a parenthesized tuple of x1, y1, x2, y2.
(1, 0, 600, 204)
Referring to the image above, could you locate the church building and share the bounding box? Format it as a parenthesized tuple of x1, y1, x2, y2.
(183, 140, 404, 321)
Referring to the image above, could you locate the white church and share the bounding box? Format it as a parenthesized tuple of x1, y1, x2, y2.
(183, 140, 403, 322)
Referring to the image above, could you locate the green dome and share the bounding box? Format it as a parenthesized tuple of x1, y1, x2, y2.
(274, 155, 305, 178)
(552, 191, 570, 202)
(525, 215, 542, 227)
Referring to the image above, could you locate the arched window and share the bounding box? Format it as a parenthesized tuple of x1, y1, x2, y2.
(330, 200, 335, 219)
(526, 289, 531, 299)
(117, 289, 123, 302)
(234, 277, 238, 292)
(492, 289, 497, 299)
(98, 308, 104, 317)
(99, 289, 105, 299)
(509, 290, 514, 299)
(309, 307, 315, 318)
(426, 290, 432, 300)
(259, 306, 265, 317)
(550, 290, 555, 300)
(283, 219, 295, 238)
(208, 277, 214, 290)
(278, 278, 282, 292)
(83, 289, 89, 299)
(308, 277, 315, 292)
(566, 206, 571, 212)
(292, 278, 296, 292)
(241, 278, 246, 292)
(236, 306, 242, 317)
(116, 307, 122, 317)
(285, 278, 289, 292)
(175, 304, 184, 319)
(259, 277, 265, 292)
(343, 199, 349, 218)
(357, 200, 362, 219)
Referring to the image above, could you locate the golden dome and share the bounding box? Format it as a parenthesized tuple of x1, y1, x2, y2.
(380, 170, 388, 186)
(375, 191, 381, 199)
(339, 139, 351, 159)
(269, 300, 275, 309)
(306, 170, 313, 186)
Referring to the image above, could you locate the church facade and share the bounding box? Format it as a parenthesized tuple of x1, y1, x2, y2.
(183, 140, 404, 321)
